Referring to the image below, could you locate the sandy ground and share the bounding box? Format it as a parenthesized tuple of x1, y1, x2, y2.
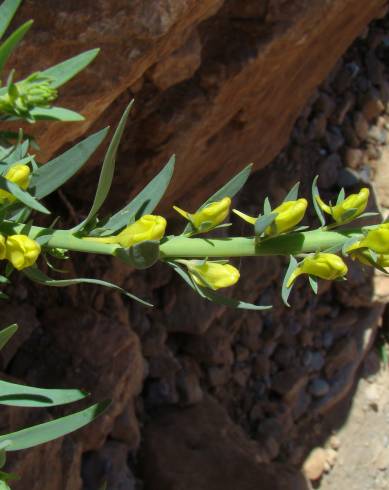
(313, 349, 389, 490)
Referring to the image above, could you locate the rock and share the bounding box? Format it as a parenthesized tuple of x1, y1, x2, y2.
(309, 378, 330, 398)
(141, 396, 308, 490)
(183, 324, 234, 365)
(271, 368, 308, 402)
(176, 357, 203, 405)
(10, 307, 145, 451)
(326, 448, 338, 467)
(317, 153, 341, 188)
(111, 400, 141, 450)
(325, 127, 345, 152)
(149, 29, 202, 90)
(10, 0, 386, 213)
(325, 337, 358, 379)
(303, 447, 327, 481)
(364, 383, 380, 411)
(252, 353, 271, 378)
(82, 441, 136, 490)
(344, 147, 364, 169)
(353, 112, 370, 140)
(361, 90, 385, 121)
(329, 435, 341, 450)
(239, 316, 263, 351)
(208, 365, 231, 387)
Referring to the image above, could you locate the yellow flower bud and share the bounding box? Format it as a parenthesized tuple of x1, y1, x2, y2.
(187, 261, 240, 290)
(316, 188, 369, 224)
(0, 234, 6, 260)
(173, 197, 231, 231)
(6, 235, 41, 270)
(0, 164, 31, 203)
(287, 253, 348, 287)
(350, 248, 389, 268)
(116, 215, 166, 247)
(233, 198, 307, 236)
(347, 223, 389, 255)
(84, 215, 167, 248)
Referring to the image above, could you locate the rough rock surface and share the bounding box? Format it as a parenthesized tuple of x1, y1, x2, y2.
(141, 396, 309, 490)
(10, 0, 387, 212)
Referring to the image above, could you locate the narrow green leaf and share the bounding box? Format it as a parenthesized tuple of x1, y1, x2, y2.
(0, 324, 17, 351)
(183, 163, 252, 233)
(312, 175, 325, 227)
(203, 163, 252, 206)
(0, 177, 50, 214)
(100, 155, 175, 234)
(336, 188, 345, 205)
(283, 182, 300, 202)
(23, 267, 153, 307)
(263, 197, 272, 215)
(28, 106, 84, 122)
(169, 261, 271, 311)
(281, 255, 298, 307)
(73, 102, 133, 232)
(41, 48, 100, 88)
(0, 379, 88, 407)
(308, 275, 318, 294)
(0, 20, 33, 74)
(254, 213, 276, 236)
(0, 0, 22, 39)
(0, 401, 109, 451)
(30, 127, 108, 199)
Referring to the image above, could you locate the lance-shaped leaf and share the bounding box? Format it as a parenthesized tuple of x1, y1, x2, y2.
(254, 213, 276, 237)
(336, 188, 345, 205)
(281, 255, 298, 307)
(73, 102, 133, 232)
(0, 177, 50, 214)
(312, 175, 325, 227)
(0, 20, 33, 74)
(168, 261, 271, 311)
(30, 127, 108, 199)
(0, 401, 109, 451)
(183, 164, 252, 233)
(0, 0, 22, 39)
(0, 324, 17, 351)
(0, 379, 88, 407)
(308, 276, 318, 295)
(283, 182, 300, 202)
(23, 266, 153, 307)
(28, 107, 84, 122)
(40, 48, 100, 89)
(100, 155, 175, 235)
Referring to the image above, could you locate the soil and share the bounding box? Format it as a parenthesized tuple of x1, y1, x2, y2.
(308, 348, 389, 490)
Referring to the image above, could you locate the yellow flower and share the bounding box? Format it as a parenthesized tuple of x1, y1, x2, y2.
(187, 261, 240, 290)
(84, 215, 167, 248)
(316, 188, 369, 224)
(173, 197, 231, 231)
(6, 235, 41, 270)
(350, 248, 389, 268)
(0, 234, 6, 260)
(233, 198, 307, 236)
(347, 223, 389, 255)
(287, 253, 348, 287)
(0, 164, 31, 203)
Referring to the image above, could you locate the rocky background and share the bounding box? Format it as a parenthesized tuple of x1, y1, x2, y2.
(2, 1, 389, 489)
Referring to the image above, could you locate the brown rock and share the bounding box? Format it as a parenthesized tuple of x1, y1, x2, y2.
(141, 396, 308, 490)
(149, 29, 202, 90)
(111, 400, 141, 450)
(184, 323, 234, 365)
(8, 0, 385, 212)
(82, 441, 135, 490)
(344, 147, 364, 169)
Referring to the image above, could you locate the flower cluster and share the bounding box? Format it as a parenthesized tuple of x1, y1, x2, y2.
(0, 73, 57, 120)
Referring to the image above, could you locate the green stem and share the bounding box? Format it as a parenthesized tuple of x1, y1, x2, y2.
(159, 230, 361, 258)
(0, 222, 362, 260)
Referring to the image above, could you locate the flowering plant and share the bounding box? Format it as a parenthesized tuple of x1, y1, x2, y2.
(0, 0, 387, 487)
